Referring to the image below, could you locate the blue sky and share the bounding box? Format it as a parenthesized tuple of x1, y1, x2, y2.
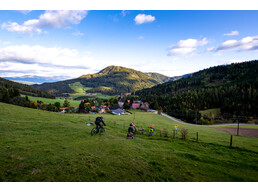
(0, 10, 258, 83)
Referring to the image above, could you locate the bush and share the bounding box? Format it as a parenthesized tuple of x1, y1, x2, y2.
(180, 128, 189, 139)
(164, 129, 169, 137)
(10, 96, 29, 107)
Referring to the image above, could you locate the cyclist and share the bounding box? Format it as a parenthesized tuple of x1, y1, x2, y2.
(95, 116, 106, 133)
(131, 122, 138, 133)
(128, 123, 135, 135)
(148, 126, 155, 136)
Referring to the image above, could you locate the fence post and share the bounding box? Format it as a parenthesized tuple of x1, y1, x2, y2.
(196, 132, 198, 142)
(230, 135, 233, 148)
(237, 119, 240, 136)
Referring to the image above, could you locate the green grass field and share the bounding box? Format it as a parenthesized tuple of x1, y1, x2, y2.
(200, 108, 220, 118)
(69, 82, 113, 100)
(69, 82, 92, 98)
(0, 102, 257, 182)
(22, 95, 81, 108)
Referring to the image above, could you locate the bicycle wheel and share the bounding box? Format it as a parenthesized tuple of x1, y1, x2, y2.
(91, 127, 97, 136)
(99, 127, 105, 135)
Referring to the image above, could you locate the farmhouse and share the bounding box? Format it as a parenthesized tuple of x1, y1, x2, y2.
(140, 102, 150, 111)
(118, 98, 125, 108)
(109, 106, 125, 115)
(131, 100, 142, 109)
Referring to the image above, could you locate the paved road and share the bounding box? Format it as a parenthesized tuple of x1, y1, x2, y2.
(159, 112, 256, 127)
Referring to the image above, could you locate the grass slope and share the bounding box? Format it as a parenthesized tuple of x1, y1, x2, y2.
(0, 102, 257, 182)
(23, 95, 81, 108)
(68, 82, 113, 100)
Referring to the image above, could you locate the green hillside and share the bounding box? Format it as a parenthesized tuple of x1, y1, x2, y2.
(136, 60, 258, 123)
(0, 77, 54, 99)
(32, 66, 161, 96)
(0, 102, 257, 181)
(23, 95, 81, 108)
(146, 72, 171, 83)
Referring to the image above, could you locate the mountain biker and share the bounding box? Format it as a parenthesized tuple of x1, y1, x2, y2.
(95, 116, 106, 133)
(131, 122, 138, 133)
(149, 126, 155, 136)
(128, 123, 135, 134)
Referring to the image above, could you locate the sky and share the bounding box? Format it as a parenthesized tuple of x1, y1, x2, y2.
(0, 10, 258, 83)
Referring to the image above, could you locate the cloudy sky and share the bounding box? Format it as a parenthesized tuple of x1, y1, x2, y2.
(0, 10, 258, 83)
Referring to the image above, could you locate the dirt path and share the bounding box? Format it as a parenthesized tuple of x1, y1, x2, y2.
(160, 112, 256, 127)
(212, 127, 258, 138)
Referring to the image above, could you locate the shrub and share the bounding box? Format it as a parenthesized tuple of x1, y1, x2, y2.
(164, 129, 169, 137)
(180, 128, 189, 139)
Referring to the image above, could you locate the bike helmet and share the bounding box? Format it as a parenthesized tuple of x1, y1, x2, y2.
(150, 126, 154, 129)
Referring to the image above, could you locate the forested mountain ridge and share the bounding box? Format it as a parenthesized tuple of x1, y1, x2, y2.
(32, 66, 162, 96)
(0, 77, 55, 98)
(146, 72, 171, 83)
(136, 60, 258, 123)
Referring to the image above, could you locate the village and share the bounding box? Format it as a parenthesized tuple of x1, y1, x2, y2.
(60, 97, 152, 115)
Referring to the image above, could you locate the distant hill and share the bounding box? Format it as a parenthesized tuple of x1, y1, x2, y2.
(146, 72, 192, 83)
(12, 80, 40, 85)
(169, 73, 192, 81)
(136, 60, 258, 123)
(146, 73, 171, 83)
(0, 77, 55, 98)
(32, 66, 162, 96)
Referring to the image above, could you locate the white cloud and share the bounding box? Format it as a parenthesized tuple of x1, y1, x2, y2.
(168, 38, 208, 55)
(224, 30, 239, 36)
(134, 14, 155, 25)
(1, 10, 88, 35)
(72, 31, 84, 36)
(171, 57, 179, 62)
(138, 36, 144, 39)
(207, 47, 215, 52)
(0, 44, 117, 79)
(217, 35, 258, 52)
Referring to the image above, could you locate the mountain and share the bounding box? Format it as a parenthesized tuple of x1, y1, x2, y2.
(146, 73, 171, 83)
(0, 77, 55, 98)
(136, 60, 258, 123)
(146, 72, 192, 83)
(169, 73, 192, 81)
(32, 66, 162, 96)
(11, 80, 40, 85)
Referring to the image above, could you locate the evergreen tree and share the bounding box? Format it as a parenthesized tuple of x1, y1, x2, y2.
(63, 99, 70, 107)
(123, 99, 130, 109)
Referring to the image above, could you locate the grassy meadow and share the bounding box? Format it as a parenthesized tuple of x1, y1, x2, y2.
(69, 82, 113, 100)
(22, 95, 81, 108)
(0, 102, 257, 182)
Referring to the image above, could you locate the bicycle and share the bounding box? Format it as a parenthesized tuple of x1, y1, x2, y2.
(91, 124, 105, 136)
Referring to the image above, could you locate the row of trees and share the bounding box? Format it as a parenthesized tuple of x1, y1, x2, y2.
(0, 85, 75, 113)
(0, 77, 55, 99)
(136, 60, 258, 124)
